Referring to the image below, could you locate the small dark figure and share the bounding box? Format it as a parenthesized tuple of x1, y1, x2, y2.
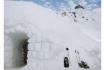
(77, 51, 79, 54)
(75, 50, 79, 54)
(92, 18, 95, 21)
(64, 57, 69, 68)
(75, 50, 76, 53)
(82, 16, 85, 18)
(66, 48, 69, 51)
(72, 12, 77, 18)
(74, 19, 77, 22)
(78, 61, 90, 69)
(86, 19, 88, 20)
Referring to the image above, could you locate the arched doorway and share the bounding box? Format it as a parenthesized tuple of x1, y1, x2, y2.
(9, 32, 29, 68)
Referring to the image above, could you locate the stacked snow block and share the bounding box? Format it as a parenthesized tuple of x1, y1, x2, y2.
(27, 36, 52, 64)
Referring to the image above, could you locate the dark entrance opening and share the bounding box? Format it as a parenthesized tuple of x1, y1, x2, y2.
(9, 32, 29, 68)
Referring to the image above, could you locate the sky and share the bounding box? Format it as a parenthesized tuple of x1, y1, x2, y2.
(16, 0, 101, 11)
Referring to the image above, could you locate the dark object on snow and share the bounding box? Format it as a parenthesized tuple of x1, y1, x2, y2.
(92, 18, 95, 21)
(82, 16, 85, 18)
(86, 19, 88, 20)
(74, 19, 77, 22)
(75, 50, 76, 53)
(72, 12, 77, 18)
(78, 61, 90, 69)
(75, 50, 79, 54)
(75, 5, 85, 9)
(64, 57, 69, 68)
(66, 48, 69, 51)
(77, 51, 79, 54)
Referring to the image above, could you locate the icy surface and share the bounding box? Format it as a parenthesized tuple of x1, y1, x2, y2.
(4, 1, 101, 70)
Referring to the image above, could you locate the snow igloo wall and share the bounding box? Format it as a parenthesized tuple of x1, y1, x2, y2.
(4, 1, 54, 68)
(4, 1, 55, 68)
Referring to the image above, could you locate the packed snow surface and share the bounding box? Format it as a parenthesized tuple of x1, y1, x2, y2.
(4, 1, 101, 70)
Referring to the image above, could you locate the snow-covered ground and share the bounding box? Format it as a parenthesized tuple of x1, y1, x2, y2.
(4, 1, 101, 70)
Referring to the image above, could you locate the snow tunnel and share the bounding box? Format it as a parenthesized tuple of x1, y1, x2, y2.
(9, 32, 29, 68)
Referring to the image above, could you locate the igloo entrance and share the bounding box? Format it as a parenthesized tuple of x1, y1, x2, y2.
(9, 32, 29, 68)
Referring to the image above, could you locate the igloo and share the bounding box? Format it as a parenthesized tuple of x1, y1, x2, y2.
(4, 1, 101, 70)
